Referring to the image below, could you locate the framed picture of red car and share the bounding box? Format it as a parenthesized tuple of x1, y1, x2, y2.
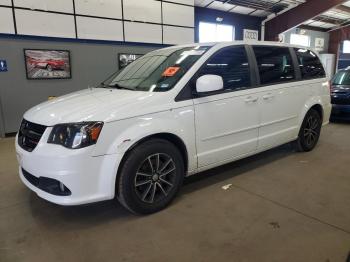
(24, 49, 71, 80)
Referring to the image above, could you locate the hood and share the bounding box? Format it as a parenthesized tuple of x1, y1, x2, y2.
(24, 88, 168, 126)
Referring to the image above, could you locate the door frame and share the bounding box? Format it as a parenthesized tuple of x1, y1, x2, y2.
(246, 45, 302, 87)
(175, 44, 259, 102)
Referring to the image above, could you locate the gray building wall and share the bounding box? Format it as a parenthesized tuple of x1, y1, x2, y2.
(0, 37, 158, 135)
(283, 28, 330, 53)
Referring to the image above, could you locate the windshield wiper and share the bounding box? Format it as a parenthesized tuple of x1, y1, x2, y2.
(99, 82, 109, 88)
(107, 83, 135, 90)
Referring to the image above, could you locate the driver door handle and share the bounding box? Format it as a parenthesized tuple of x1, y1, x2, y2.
(245, 96, 258, 103)
(263, 93, 275, 100)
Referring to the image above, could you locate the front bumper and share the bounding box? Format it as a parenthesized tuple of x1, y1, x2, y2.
(16, 131, 122, 206)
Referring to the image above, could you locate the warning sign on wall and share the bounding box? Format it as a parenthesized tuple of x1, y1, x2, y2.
(315, 38, 325, 52)
(0, 60, 7, 72)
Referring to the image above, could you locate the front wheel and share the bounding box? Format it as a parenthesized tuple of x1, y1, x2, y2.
(117, 139, 184, 214)
(295, 109, 322, 152)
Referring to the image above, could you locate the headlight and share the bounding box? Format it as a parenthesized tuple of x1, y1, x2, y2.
(48, 122, 103, 149)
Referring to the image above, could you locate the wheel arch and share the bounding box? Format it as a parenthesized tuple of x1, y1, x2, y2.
(299, 97, 325, 128)
(127, 133, 188, 171)
(310, 104, 324, 122)
(115, 132, 189, 193)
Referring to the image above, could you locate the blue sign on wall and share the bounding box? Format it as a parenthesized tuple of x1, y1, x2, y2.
(0, 60, 7, 72)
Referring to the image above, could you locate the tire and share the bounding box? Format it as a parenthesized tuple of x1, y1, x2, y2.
(117, 139, 185, 215)
(46, 64, 53, 72)
(295, 109, 322, 152)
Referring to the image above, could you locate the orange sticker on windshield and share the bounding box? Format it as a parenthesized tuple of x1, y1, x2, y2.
(162, 67, 180, 77)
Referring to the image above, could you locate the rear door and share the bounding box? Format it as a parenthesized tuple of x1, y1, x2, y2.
(193, 45, 260, 168)
(251, 46, 302, 150)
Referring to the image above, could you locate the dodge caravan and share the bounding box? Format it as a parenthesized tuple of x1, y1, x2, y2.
(16, 42, 331, 214)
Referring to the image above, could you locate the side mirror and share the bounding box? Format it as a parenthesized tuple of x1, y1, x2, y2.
(196, 75, 224, 93)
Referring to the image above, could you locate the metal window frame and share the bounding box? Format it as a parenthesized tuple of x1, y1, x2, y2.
(248, 45, 302, 87)
(175, 44, 257, 101)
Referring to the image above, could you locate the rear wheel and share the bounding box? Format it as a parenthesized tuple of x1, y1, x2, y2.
(46, 64, 52, 71)
(295, 108, 322, 152)
(117, 139, 184, 214)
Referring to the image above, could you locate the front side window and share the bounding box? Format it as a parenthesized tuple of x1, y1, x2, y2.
(102, 46, 210, 92)
(197, 46, 251, 92)
(295, 48, 326, 80)
(253, 46, 295, 85)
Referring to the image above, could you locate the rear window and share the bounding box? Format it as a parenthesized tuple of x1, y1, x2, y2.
(294, 48, 326, 80)
(253, 46, 295, 86)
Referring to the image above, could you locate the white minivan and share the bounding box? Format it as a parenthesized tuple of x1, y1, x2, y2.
(16, 41, 331, 214)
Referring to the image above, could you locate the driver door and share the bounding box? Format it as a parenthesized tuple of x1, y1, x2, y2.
(193, 46, 260, 168)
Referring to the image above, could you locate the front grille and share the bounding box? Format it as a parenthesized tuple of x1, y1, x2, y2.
(18, 119, 47, 152)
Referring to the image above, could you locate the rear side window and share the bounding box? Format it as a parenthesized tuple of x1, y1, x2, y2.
(253, 46, 295, 85)
(295, 48, 326, 80)
(198, 46, 251, 92)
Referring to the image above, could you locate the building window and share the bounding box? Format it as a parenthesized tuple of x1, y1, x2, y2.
(199, 22, 235, 43)
(343, 40, 350, 53)
(290, 34, 310, 47)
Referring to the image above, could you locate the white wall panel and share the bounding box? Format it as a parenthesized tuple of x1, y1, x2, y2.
(0, 0, 11, 6)
(77, 16, 123, 41)
(194, 0, 212, 7)
(6, 0, 195, 44)
(165, 0, 194, 5)
(15, 9, 75, 38)
(124, 22, 162, 44)
(163, 26, 194, 44)
(14, 0, 74, 13)
(163, 2, 194, 27)
(75, 0, 122, 19)
(124, 0, 161, 23)
(0, 7, 14, 34)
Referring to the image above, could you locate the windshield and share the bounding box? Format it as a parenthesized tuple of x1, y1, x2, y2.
(332, 71, 350, 85)
(102, 45, 211, 92)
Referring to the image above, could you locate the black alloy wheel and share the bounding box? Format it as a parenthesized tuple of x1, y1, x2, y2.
(117, 139, 184, 214)
(134, 153, 177, 204)
(296, 108, 322, 152)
